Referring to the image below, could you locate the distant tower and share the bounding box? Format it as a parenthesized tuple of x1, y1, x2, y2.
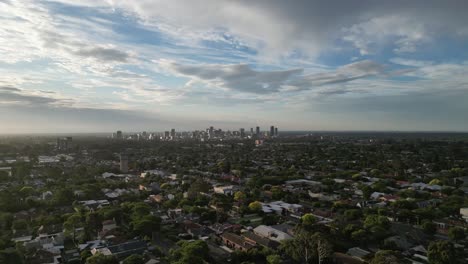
(250, 128, 254, 135)
(209, 126, 214, 138)
(275, 127, 278, 136)
(170, 128, 176, 139)
(256, 126, 260, 136)
(116, 131, 123, 139)
(270, 126, 275, 137)
(120, 153, 129, 173)
(240, 128, 245, 138)
(164, 131, 170, 139)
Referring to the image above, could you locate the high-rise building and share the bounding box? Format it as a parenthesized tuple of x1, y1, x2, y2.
(120, 153, 129, 173)
(170, 128, 176, 139)
(116, 130, 123, 139)
(256, 126, 260, 136)
(250, 128, 254, 135)
(270, 126, 275, 137)
(275, 127, 278, 136)
(164, 131, 170, 139)
(240, 128, 245, 138)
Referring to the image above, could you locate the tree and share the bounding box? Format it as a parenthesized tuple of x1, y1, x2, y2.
(301, 214, 317, 229)
(370, 250, 402, 264)
(132, 215, 161, 238)
(122, 254, 145, 264)
(343, 209, 362, 221)
(281, 230, 332, 263)
(262, 214, 279, 225)
(169, 240, 210, 264)
(448, 227, 465, 241)
(422, 221, 437, 235)
(248, 201, 262, 213)
(427, 241, 461, 264)
(234, 191, 246, 202)
(364, 215, 390, 229)
(85, 253, 118, 264)
(0, 248, 24, 264)
(351, 229, 367, 245)
(266, 254, 282, 264)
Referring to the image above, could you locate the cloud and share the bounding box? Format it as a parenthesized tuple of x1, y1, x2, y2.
(0, 1, 133, 73)
(390, 58, 433, 67)
(48, 0, 468, 59)
(158, 60, 303, 94)
(0, 86, 68, 106)
(157, 59, 395, 95)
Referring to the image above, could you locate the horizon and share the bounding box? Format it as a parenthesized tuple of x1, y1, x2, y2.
(1, 1, 468, 133)
(2, 129, 468, 137)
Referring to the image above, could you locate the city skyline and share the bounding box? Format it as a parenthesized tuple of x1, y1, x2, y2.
(1, 1, 468, 133)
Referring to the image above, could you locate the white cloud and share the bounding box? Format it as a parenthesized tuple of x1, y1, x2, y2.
(390, 58, 433, 67)
(47, 0, 468, 60)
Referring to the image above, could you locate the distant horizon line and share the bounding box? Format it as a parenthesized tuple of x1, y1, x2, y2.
(1, 130, 468, 136)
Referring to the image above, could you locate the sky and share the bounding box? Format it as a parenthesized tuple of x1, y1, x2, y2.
(1, 0, 468, 133)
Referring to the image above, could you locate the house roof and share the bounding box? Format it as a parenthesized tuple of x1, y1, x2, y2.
(220, 232, 254, 250)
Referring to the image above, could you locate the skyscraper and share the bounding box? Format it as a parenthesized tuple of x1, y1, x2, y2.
(171, 128, 176, 139)
(116, 130, 122, 139)
(250, 128, 254, 135)
(240, 128, 245, 138)
(275, 127, 278, 136)
(256, 126, 260, 136)
(120, 153, 129, 173)
(270, 126, 275, 137)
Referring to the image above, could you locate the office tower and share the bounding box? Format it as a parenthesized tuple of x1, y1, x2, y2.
(116, 130, 123, 139)
(171, 128, 176, 139)
(120, 153, 129, 173)
(240, 128, 245, 138)
(250, 128, 254, 135)
(275, 127, 278, 136)
(270, 126, 275, 137)
(256, 126, 260, 136)
(164, 131, 170, 139)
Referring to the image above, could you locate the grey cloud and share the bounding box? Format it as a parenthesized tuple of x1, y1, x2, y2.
(165, 62, 302, 94)
(74, 47, 129, 62)
(290, 60, 387, 90)
(40, 30, 130, 63)
(0, 86, 22, 92)
(164, 60, 389, 94)
(0, 87, 64, 106)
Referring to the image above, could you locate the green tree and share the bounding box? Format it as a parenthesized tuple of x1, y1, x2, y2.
(427, 241, 461, 264)
(266, 254, 282, 264)
(132, 215, 161, 238)
(0, 248, 24, 264)
(370, 250, 403, 264)
(364, 215, 390, 229)
(343, 209, 361, 221)
(448, 227, 465, 241)
(248, 201, 262, 213)
(122, 254, 145, 264)
(301, 213, 317, 229)
(169, 240, 210, 264)
(86, 253, 118, 264)
(422, 221, 437, 235)
(234, 191, 246, 202)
